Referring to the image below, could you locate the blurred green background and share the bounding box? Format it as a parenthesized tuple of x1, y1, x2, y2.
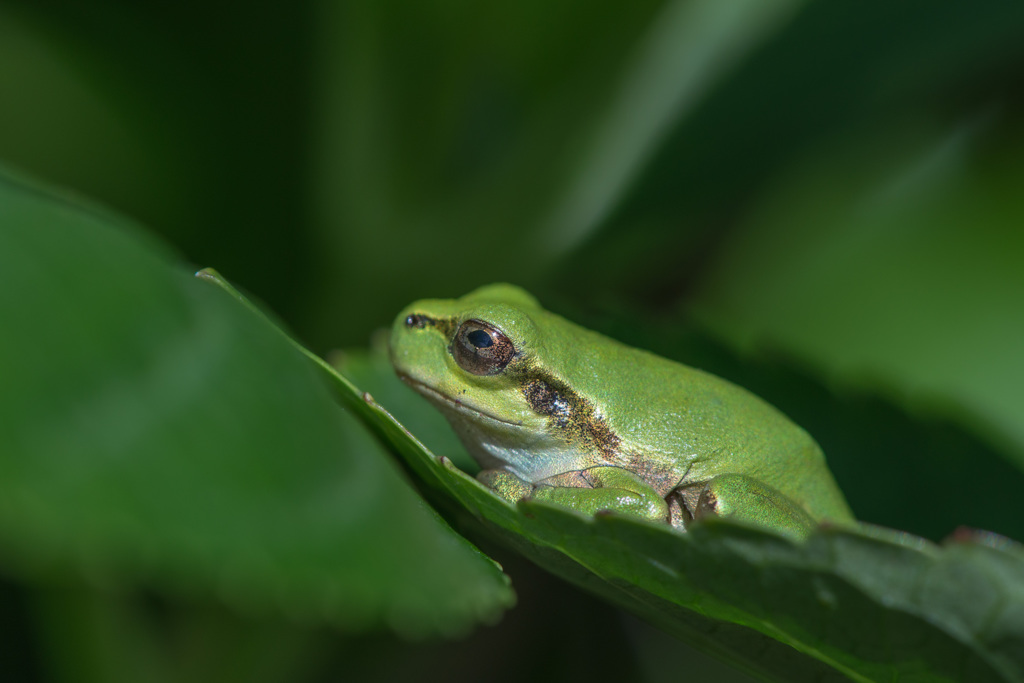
(2, 0, 1024, 680)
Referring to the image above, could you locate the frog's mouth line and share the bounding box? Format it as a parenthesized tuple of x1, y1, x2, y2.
(397, 373, 524, 428)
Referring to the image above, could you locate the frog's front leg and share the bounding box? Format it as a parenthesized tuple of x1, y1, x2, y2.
(682, 473, 817, 539)
(529, 466, 668, 523)
(477, 468, 534, 503)
(478, 466, 667, 522)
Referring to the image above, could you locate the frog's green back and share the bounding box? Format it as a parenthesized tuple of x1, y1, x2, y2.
(529, 306, 853, 523)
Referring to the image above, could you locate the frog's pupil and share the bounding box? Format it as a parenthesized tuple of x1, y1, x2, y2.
(467, 329, 493, 348)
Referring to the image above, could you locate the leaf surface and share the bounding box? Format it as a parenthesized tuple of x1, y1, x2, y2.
(0, 167, 513, 637)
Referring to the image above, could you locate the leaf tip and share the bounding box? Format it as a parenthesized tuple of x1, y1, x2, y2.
(944, 525, 1020, 550)
(195, 266, 218, 278)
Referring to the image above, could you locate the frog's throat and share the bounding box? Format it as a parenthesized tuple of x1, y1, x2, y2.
(397, 374, 525, 429)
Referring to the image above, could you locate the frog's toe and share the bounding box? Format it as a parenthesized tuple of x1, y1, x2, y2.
(477, 468, 533, 502)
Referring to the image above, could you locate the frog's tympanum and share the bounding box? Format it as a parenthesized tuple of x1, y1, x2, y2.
(389, 284, 853, 537)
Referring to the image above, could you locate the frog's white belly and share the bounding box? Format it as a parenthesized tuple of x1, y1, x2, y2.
(445, 412, 608, 483)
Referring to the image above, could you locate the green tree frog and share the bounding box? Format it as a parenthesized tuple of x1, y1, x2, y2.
(389, 284, 853, 537)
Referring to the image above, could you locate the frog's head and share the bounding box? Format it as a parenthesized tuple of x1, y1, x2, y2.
(389, 283, 615, 479)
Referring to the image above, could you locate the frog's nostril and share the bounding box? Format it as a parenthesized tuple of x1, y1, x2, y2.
(405, 314, 431, 329)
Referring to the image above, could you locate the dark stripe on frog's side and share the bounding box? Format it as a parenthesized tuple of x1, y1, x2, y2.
(518, 369, 687, 496)
(518, 372, 622, 460)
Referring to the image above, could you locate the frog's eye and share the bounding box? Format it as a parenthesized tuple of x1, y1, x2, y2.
(452, 319, 515, 376)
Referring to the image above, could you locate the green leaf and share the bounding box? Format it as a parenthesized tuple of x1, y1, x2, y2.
(275, 338, 1024, 682)
(548, 1, 1024, 342)
(306, 0, 808, 348)
(0, 165, 513, 637)
(688, 111, 1024, 472)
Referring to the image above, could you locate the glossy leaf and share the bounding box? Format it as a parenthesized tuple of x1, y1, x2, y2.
(0, 166, 513, 637)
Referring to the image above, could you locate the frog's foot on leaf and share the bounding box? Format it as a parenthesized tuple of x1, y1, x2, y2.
(673, 473, 817, 539)
(528, 466, 669, 524)
(477, 469, 533, 503)
(479, 466, 670, 523)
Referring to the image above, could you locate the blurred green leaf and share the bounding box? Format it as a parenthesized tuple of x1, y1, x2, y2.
(0, 1, 319, 323)
(537, 0, 803, 256)
(688, 111, 1024, 471)
(0, 166, 513, 637)
(0, 5, 178, 228)
(308, 0, 806, 347)
(556, 0, 1024, 302)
